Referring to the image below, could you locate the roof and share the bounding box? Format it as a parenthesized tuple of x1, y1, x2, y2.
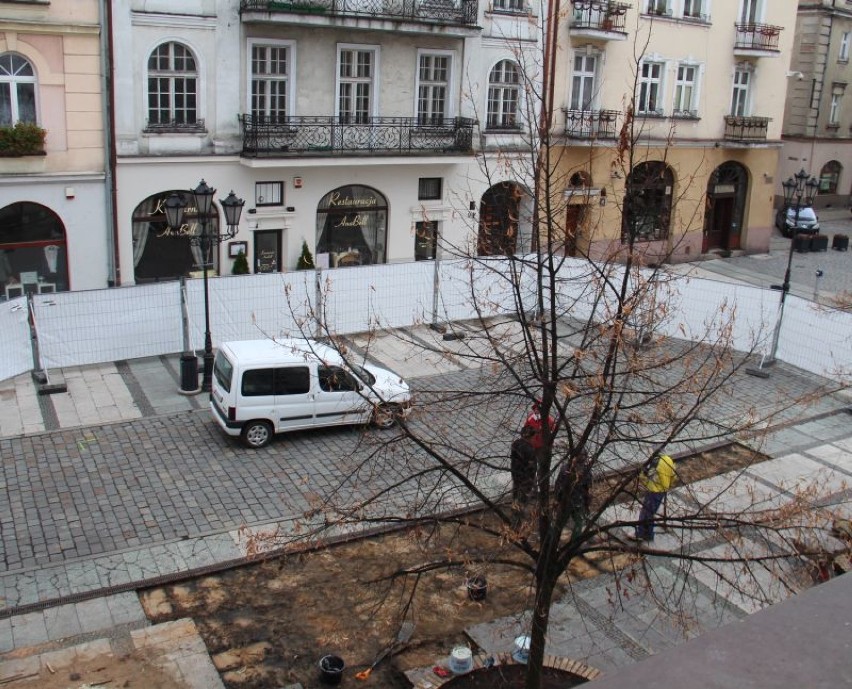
(219, 338, 342, 366)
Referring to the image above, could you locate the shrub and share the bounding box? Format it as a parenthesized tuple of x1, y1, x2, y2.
(232, 250, 250, 275)
(0, 122, 47, 156)
(296, 240, 315, 270)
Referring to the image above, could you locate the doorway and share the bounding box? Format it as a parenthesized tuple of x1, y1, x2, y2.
(254, 230, 281, 273)
(703, 162, 748, 252)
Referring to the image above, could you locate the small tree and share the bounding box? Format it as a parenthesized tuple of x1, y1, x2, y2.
(231, 250, 249, 275)
(296, 240, 315, 270)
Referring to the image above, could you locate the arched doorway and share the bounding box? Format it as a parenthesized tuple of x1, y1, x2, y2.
(564, 171, 592, 257)
(316, 185, 388, 266)
(622, 162, 674, 243)
(477, 182, 531, 256)
(703, 162, 748, 252)
(0, 202, 68, 298)
(131, 190, 220, 282)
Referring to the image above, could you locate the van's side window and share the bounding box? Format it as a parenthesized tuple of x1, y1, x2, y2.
(242, 368, 274, 396)
(275, 366, 310, 395)
(318, 366, 358, 392)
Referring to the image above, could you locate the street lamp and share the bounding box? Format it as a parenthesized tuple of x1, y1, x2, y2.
(749, 168, 818, 376)
(165, 180, 245, 393)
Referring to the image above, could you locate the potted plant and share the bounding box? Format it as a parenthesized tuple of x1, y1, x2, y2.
(231, 250, 250, 275)
(0, 122, 47, 157)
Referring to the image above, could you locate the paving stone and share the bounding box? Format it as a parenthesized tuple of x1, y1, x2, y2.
(104, 592, 146, 626)
(74, 596, 114, 634)
(42, 603, 82, 641)
(0, 617, 12, 654)
(10, 610, 48, 648)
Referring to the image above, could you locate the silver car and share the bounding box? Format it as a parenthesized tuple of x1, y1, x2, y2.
(775, 206, 820, 238)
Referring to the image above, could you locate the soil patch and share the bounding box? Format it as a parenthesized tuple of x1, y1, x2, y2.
(139, 442, 767, 689)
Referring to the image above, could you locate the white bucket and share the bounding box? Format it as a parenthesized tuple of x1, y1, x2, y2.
(449, 646, 473, 674)
(512, 635, 531, 664)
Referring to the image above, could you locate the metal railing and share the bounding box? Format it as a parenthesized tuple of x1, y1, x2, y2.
(239, 115, 476, 156)
(144, 118, 206, 134)
(569, 0, 630, 32)
(562, 109, 619, 139)
(734, 23, 782, 52)
(240, 0, 478, 25)
(724, 115, 770, 142)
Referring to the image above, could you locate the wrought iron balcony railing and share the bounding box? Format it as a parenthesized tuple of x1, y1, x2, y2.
(562, 109, 619, 139)
(240, 0, 478, 25)
(569, 0, 629, 32)
(734, 23, 782, 52)
(724, 115, 770, 142)
(239, 115, 476, 156)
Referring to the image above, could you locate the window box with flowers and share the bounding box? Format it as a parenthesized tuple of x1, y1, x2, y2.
(0, 122, 46, 157)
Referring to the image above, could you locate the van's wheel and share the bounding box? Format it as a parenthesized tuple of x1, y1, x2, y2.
(372, 404, 399, 429)
(241, 420, 273, 449)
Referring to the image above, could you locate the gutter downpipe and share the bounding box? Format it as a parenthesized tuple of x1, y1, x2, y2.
(100, 0, 120, 286)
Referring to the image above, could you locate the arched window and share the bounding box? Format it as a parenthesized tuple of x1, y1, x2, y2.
(0, 53, 36, 125)
(316, 185, 388, 266)
(0, 202, 68, 297)
(819, 160, 842, 195)
(478, 182, 528, 256)
(487, 60, 520, 130)
(146, 42, 201, 131)
(623, 162, 674, 242)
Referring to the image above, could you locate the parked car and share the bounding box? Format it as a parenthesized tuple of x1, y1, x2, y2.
(211, 338, 411, 448)
(774, 206, 820, 238)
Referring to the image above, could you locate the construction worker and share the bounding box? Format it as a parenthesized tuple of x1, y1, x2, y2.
(632, 453, 676, 542)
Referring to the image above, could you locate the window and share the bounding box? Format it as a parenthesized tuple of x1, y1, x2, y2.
(673, 64, 698, 116)
(242, 368, 274, 397)
(251, 43, 290, 123)
(830, 93, 842, 126)
(147, 42, 199, 130)
(418, 53, 450, 124)
(570, 54, 597, 111)
(487, 60, 521, 129)
(622, 162, 674, 242)
(840, 32, 850, 62)
(0, 53, 36, 126)
(645, 0, 669, 15)
(318, 366, 359, 393)
(317, 185, 388, 266)
(338, 47, 375, 124)
(739, 0, 759, 24)
(493, 0, 525, 12)
(418, 177, 443, 200)
(683, 0, 704, 19)
(255, 181, 283, 207)
(638, 61, 664, 115)
(819, 161, 841, 194)
(241, 367, 310, 396)
(414, 221, 438, 261)
(730, 66, 751, 116)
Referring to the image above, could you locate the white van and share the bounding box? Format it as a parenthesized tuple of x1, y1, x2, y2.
(210, 338, 411, 448)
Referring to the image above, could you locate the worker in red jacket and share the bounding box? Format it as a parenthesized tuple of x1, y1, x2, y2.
(522, 399, 556, 451)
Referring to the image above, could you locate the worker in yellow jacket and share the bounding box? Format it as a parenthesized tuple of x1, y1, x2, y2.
(632, 453, 676, 542)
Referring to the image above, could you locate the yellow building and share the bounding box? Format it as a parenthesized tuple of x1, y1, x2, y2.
(549, 0, 798, 263)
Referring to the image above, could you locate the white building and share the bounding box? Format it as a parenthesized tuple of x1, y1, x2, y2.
(111, 0, 543, 285)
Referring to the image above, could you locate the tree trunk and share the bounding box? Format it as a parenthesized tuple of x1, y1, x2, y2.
(524, 538, 560, 689)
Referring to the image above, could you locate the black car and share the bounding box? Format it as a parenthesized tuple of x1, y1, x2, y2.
(774, 206, 820, 238)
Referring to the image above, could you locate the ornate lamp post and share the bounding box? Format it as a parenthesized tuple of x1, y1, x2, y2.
(165, 180, 245, 393)
(750, 169, 818, 376)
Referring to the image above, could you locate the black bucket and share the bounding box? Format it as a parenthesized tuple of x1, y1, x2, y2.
(466, 575, 487, 601)
(319, 654, 345, 685)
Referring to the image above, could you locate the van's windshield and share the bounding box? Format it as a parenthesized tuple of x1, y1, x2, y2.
(214, 352, 233, 392)
(351, 364, 376, 386)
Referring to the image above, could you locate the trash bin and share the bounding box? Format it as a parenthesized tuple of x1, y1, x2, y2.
(180, 352, 199, 392)
(832, 234, 849, 251)
(811, 234, 829, 252)
(793, 234, 811, 253)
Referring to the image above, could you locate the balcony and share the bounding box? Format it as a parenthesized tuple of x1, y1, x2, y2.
(569, 0, 630, 40)
(734, 23, 782, 56)
(240, 0, 479, 32)
(723, 115, 770, 142)
(239, 115, 476, 157)
(562, 109, 619, 140)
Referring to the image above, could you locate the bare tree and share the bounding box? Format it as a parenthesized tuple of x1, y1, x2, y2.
(246, 11, 850, 689)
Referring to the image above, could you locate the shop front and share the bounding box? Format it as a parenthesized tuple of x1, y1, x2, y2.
(316, 185, 388, 267)
(0, 201, 68, 299)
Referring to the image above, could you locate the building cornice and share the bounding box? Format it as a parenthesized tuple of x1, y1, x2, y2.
(0, 20, 99, 35)
(131, 12, 217, 31)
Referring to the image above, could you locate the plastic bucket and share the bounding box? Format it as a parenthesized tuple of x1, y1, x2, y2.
(449, 646, 473, 674)
(512, 635, 531, 664)
(466, 575, 487, 601)
(319, 654, 345, 685)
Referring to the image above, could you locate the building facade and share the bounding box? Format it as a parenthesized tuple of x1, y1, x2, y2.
(0, 0, 110, 299)
(781, 0, 852, 210)
(111, 0, 544, 286)
(549, 0, 797, 263)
